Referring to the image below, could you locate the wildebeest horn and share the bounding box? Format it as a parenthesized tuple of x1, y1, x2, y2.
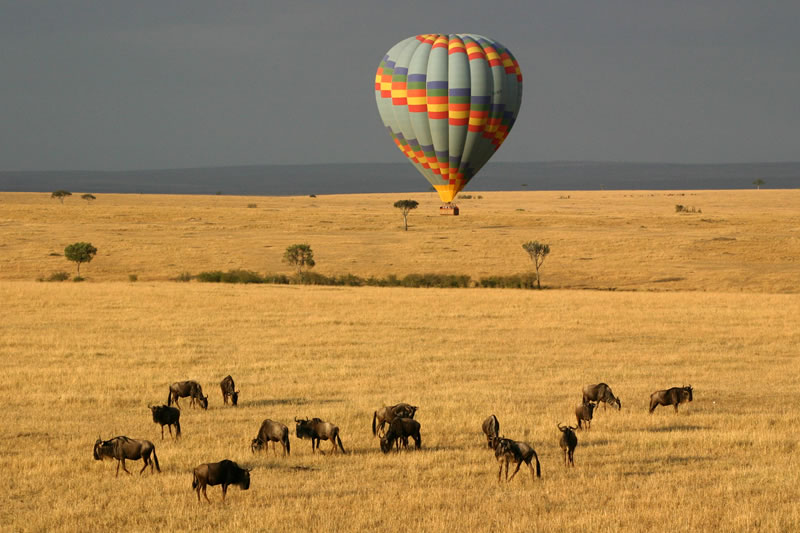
(294, 416, 299, 422)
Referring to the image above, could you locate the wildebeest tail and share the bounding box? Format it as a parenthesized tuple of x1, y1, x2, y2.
(533, 451, 541, 478)
(152, 448, 161, 472)
(192, 471, 198, 490)
(285, 436, 291, 456)
(167, 389, 172, 406)
(372, 412, 377, 437)
(337, 434, 346, 454)
(175, 419, 181, 439)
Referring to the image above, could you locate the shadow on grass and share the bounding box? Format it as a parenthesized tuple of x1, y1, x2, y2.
(244, 398, 343, 408)
(645, 425, 708, 433)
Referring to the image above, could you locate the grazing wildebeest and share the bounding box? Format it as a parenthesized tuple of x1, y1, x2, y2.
(220, 375, 239, 406)
(575, 402, 595, 430)
(192, 459, 251, 503)
(295, 417, 346, 454)
(649, 385, 693, 414)
(93, 436, 160, 477)
(167, 380, 208, 410)
(491, 436, 541, 482)
(582, 383, 621, 410)
(482, 415, 500, 448)
(372, 403, 418, 438)
(251, 419, 290, 456)
(149, 404, 181, 440)
(380, 417, 421, 453)
(557, 424, 578, 467)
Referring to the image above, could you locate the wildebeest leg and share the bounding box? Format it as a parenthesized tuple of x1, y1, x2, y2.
(563, 449, 568, 467)
(497, 462, 503, 482)
(140, 456, 149, 474)
(527, 461, 536, 481)
(119, 458, 131, 475)
(202, 485, 211, 504)
(161, 426, 165, 440)
(569, 450, 575, 467)
(508, 460, 523, 482)
(222, 484, 228, 502)
(674, 403, 680, 413)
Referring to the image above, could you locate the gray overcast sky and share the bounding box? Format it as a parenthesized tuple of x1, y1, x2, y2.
(2, 1, 798, 170)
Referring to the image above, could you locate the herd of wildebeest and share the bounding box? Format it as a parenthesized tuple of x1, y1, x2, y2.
(92, 375, 695, 502)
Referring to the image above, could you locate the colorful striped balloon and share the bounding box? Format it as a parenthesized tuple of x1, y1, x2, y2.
(375, 34, 523, 203)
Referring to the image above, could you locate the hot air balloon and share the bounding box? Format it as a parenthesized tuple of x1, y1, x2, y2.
(375, 34, 523, 214)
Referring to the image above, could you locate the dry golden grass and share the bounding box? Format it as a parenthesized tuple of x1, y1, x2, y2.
(1, 189, 798, 292)
(1, 190, 799, 532)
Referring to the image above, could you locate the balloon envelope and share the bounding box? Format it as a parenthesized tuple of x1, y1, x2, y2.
(375, 34, 523, 203)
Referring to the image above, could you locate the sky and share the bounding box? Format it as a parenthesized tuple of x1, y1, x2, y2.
(2, 1, 799, 171)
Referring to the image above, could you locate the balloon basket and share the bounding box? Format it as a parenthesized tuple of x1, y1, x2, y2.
(439, 204, 460, 216)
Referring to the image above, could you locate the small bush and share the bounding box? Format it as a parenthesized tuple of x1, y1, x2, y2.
(247, 203, 257, 208)
(49, 252, 61, 257)
(309, 194, 317, 198)
(479, 273, 539, 289)
(42, 271, 70, 282)
(675, 204, 702, 214)
(195, 271, 222, 283)
(400, 273, 471, 288)
(174, 272, 193, 282)
(262, 273, 291, 284)
(73, 276, 85, 282)
(220, 270, 264, 284)
(128, 274, 138, 282)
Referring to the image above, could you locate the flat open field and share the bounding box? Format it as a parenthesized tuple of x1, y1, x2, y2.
(1, 189, 798, 291)
(1, 190, 798, 532)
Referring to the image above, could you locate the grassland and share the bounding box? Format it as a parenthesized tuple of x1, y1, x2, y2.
(1, 189, 798, 291)
(0, 190, 799, 532)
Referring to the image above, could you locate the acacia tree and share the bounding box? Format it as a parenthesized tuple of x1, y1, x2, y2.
(753, 179, 765, 190)
(64, 242, 97, 277)
(81, 193, 96, 203)
(522, 241, 550, 289)
(51, 190, 72, 203)
(284, 244, 315, 273)
(393, 199, 419, 231)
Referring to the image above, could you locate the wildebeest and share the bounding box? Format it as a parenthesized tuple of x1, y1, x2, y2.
(167, 380, 208, 410)
(192, 459, 251, 503)
(372, 403, 418, 438)
(220, 375, 239, 406)
(582, 383, 621, 410)
(491, 436, 541, 482)
(251, 419, 290, 456)
(557, 424, 578, 467)
(482, 415, 500, 448)
(649, 385, 693, 414)
(149, 404, 181, 440)
(575, 402, 595, 430)
(380, 417, 421, 453)
(295, 417, 346, 454)
(93, 436, 160, 477)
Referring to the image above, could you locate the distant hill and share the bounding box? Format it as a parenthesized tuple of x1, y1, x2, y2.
(1, 162, 797, 195)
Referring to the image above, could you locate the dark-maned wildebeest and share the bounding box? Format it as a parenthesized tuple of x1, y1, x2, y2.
(191, 459, 251, 503)
(380, 417, 421, 453)
(575, 402, 595, 430)
(295, 417, 346, 454)
(93, 436, 160, 477)
(649, 385, 693, 414)
(251, 419, 290, 456)
(167, 380, 208, 410)
(491, 436, 541, 482)
(557, 424, 578, 467)
(149, 404, 181, 440)
(372, 403, 418, 438)
(482, 415, 500, 448)
(220, 375, 239, 406)
(582, 383, 621, 411)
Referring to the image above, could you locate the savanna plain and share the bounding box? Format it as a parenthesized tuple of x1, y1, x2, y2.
(1, 190, 799, 532)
